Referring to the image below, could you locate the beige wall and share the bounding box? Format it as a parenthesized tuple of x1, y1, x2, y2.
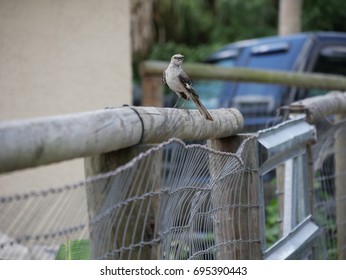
(0, 0, 131, 120)
(0, 0, 131, 193)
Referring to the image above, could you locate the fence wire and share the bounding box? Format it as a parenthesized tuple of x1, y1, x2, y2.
(0, 179, 89, 259)
(310, 114, 346, 259)
(0, 138, 261, 260)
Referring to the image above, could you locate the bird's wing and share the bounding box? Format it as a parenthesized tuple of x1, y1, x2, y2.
(179, 71, 213, 121)
(178, 71, 192, 88)
(162, 70, 166, 84)
(178, 71, 198, 98)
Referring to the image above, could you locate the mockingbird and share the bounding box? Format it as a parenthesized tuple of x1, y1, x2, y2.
(163, 54, 213, 121)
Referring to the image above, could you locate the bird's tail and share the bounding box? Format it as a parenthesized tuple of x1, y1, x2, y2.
(190, 94, 213, 121)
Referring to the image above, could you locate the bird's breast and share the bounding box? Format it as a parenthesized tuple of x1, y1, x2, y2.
(165, 68, 185, 92)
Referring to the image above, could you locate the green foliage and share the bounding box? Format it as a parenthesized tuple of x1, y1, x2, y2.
(153, 0, 215, 45)
(149, 42, 222, 62)
(302, 0, 346, 31)
(55, 238, 91, 260)
(153, 0, 277, 46)
(265, 198, 280, 248)
(211, 0, 277, 43)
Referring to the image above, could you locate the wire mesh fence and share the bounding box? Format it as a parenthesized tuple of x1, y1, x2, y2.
(310, 115, 346, 259)
(0, 138, 262, 260)
(0, 179, 89, 259)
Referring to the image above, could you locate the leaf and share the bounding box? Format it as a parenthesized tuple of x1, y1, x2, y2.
(55, 239, 91, 260)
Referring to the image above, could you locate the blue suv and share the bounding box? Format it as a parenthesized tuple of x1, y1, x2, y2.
(190, 32, 346, 131)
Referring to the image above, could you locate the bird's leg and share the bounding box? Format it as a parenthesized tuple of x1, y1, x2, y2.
(179, 98, 189, 109)
(173, 97, 181, 108)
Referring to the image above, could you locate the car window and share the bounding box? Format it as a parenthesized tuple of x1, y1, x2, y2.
(306, 46, 346, 98)
(187, 58, 236, 109)
(233, 50, 293, 112)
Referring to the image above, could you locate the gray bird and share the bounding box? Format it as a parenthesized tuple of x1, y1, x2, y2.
(163, 54, 213, 121)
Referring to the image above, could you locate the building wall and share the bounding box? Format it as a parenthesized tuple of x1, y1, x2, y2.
(0, 0, 132, 193)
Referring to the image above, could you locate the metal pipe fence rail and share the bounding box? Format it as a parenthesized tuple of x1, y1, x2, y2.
(0, 88, 346, 259)
(140, 61, 346, 107)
